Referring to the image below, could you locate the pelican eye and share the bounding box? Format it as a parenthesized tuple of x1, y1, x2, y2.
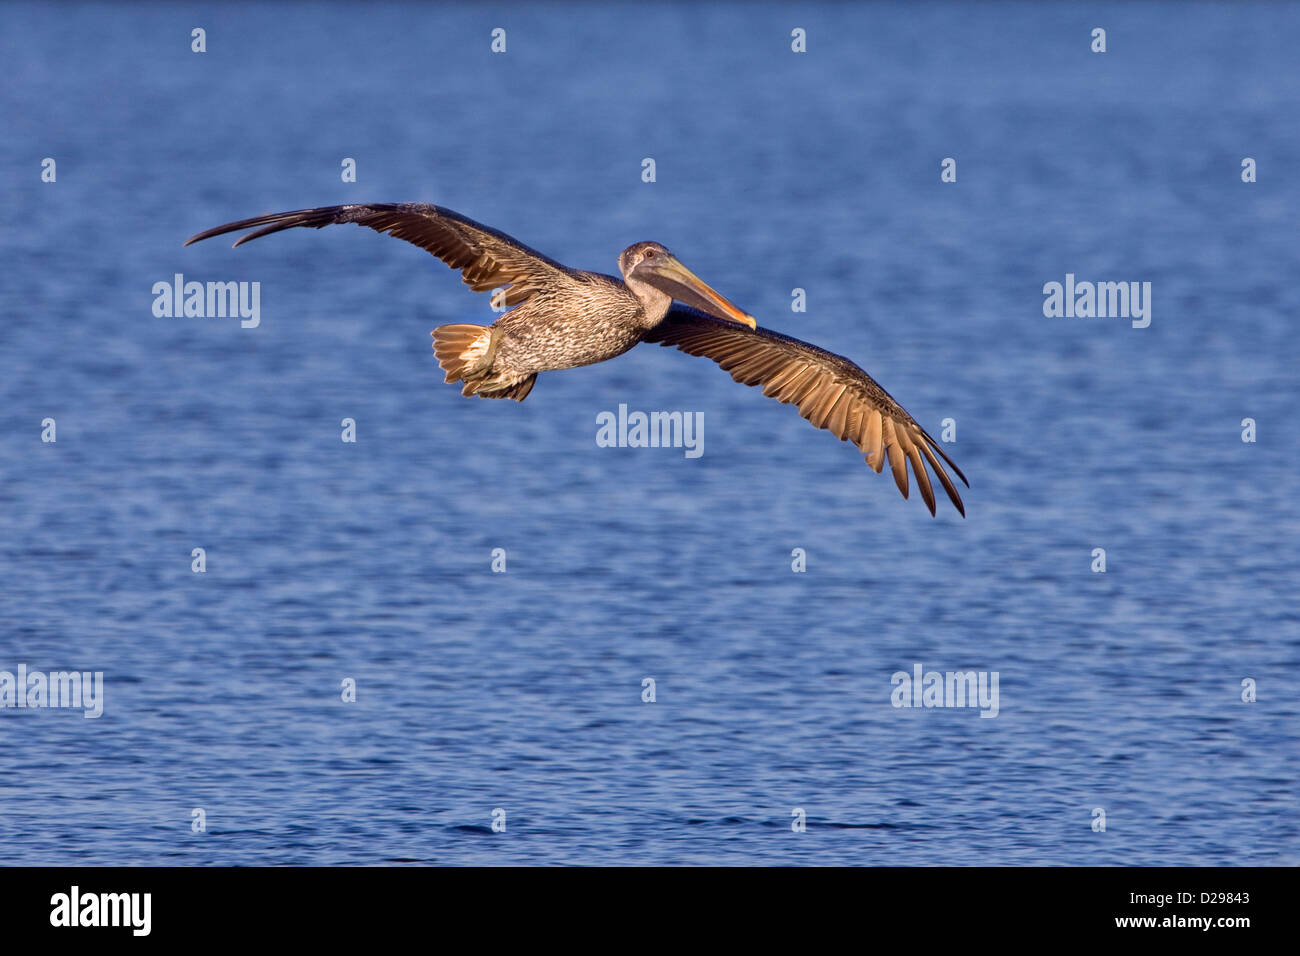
(642, 248, 656, 260)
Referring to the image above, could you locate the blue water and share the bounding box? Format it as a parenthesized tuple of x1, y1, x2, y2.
(1, 1, 1297, 865)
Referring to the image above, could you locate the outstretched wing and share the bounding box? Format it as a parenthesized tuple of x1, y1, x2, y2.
(643, 305, 968, 516)
(185, 202, 573, 307)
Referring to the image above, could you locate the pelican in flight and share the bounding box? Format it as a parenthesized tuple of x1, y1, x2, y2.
(186, 203, 968, 515)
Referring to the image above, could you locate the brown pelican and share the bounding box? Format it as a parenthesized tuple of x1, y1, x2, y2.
(185, 203, 968, 515)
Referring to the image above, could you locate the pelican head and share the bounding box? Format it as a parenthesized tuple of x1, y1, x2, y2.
(619, 241, 756, 329)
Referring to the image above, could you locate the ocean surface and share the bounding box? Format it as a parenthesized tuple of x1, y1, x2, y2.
(1, 1, 1297, 865)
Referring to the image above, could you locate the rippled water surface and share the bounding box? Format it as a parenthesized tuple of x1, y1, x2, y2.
(1, 1, 1297, 864)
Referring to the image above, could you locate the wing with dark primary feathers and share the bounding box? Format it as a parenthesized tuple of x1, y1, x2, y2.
(184, 203, 574, 308)
(642, 305, 968, 516)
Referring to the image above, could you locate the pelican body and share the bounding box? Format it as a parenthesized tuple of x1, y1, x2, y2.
(431, 239, 751, 401)
(186, 202, 968, 515)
